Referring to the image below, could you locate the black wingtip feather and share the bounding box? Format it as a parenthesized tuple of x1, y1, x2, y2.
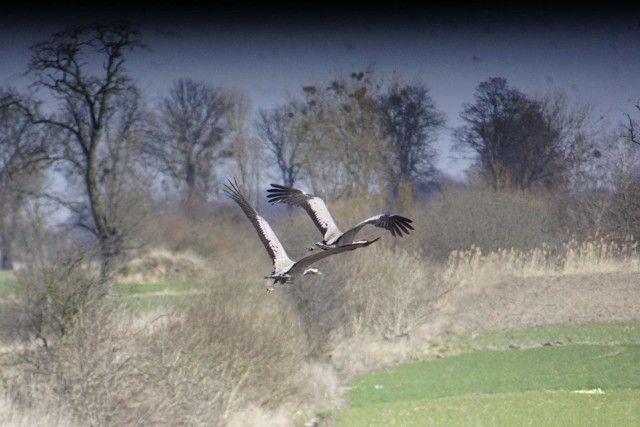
(396, 222, 410, 235)
(265, 184, 290, 205)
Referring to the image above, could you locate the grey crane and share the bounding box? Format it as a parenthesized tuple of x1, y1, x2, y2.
(266, 183, 414, 250)
(224, 179, 379, 291)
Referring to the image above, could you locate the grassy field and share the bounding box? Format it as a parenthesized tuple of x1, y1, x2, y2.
(440, 322, 640, 351)
(337, 389, 640, 427)
(335, 322, 640, 426)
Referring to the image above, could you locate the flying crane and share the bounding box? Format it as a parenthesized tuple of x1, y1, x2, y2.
(224, 179, 379, 292)
(266, 183, 414, 250)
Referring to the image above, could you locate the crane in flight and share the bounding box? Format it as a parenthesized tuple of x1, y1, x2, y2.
(224, 179, 379, 292)
(266, 183, 414, 250)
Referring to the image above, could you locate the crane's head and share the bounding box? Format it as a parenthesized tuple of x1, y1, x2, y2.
(303, 267, 322, 276)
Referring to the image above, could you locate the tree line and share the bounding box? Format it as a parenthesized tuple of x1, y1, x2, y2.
(1, 21, 639, 291)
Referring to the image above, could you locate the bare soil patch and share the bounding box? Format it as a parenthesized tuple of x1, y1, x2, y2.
(424, 271, 640, 337)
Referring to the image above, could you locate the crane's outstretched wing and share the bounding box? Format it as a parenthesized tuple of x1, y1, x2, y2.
(288, 237, 380, 277)
(266, 183, 341, 239)
(336, 214, 413, 245)
(223, 178, 291, 266)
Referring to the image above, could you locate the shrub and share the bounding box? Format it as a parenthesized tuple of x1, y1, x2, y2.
(9, 249, 102, 351)
(273, 193, 426, 354)
(420, 186, 567, 261)
(5, 296, 146, 426)
(132, 286, 310, 425)
(5, 270, 314, 426)
(338, 244, 445, 341)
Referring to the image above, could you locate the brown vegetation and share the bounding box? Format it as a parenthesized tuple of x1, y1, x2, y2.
(2, 186, 640, 426)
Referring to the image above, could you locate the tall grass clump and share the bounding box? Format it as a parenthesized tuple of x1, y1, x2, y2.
(115, 248, 208, 285)
(445, 235, 639, 280)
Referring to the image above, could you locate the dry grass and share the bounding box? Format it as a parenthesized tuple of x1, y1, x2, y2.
(0, 392, 76, 427)
(444, 235, 640, 281)
(339, 245, 446, 340)
(116, 249, 208, 284)
(422, 234, 640, 339)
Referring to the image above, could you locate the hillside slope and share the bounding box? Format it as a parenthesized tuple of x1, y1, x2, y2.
(425, 271, 640, 337)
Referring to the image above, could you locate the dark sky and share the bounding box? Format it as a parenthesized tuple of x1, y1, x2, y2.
(2, 6, 640, 178)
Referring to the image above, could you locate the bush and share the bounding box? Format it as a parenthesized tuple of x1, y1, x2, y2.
(130, 286, 311, 425)
(5, 296, 145, 426)
(9, 250, 102, 351)
(338, 244, 445, 341)
(272, 192, 425, 354)
(420, 186, 567, 261)
(3, 236, 322, 426)
(275, 241, 448, 379)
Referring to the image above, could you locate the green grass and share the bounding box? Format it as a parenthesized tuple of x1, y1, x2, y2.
(116, 281, 190, 295)
(336, 323, 640, 427)
(441, 322, 640, 351)
(337, 389, 640, 427)
(116, 281, 203, 308)
(347, 345, 640, 406)
(1, 274, 194, 299)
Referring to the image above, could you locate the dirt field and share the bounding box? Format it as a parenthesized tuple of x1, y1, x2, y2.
(423, 271, 640, 338)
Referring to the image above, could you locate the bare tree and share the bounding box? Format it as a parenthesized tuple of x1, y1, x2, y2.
(21, 21, 149, 291)
(256, 100, 307, 188)
(378, 78, 445, 205)
(298, 70, 386, 198)
(622, 103, 640, 146)
(603, 111, 640, 240)
(225, 89, 263, 205)
(0, 87, 49, 269)
(454, 77, 593, 190)
(144, 78, 233, 213)
(609, 167, 640, 241)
